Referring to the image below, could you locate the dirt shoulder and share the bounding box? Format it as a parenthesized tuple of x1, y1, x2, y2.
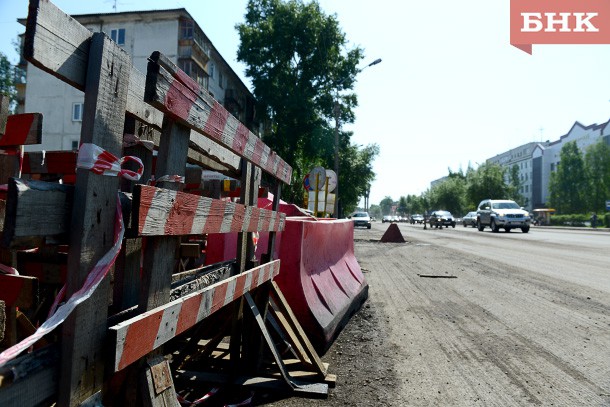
(259, 225, 610, 406)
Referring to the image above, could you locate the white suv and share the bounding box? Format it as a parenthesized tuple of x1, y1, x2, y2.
(476, 199, 531, 233)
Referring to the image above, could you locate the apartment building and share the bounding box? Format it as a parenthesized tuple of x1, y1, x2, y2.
(19, 8, 257, 151)
(488, 120, 610, 210)
(487, 142, 542, 210)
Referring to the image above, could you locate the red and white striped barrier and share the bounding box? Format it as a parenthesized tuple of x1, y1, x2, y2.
(0, 113, 43, 146)
(135, 185, 286, 236)
(109, 260, 280, 372)
(145, 52, 292, 185)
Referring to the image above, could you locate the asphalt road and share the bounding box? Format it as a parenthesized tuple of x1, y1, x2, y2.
(349, 222, 610, 406)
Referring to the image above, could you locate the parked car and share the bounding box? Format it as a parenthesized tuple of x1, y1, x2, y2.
(351, 212, 372, 229)
(382, 215, 392, 223)
(476, 199, 531, 233)
(410, 214, 424, 224)
(462, 211, 478, 227)
(428, 210, 456, 228)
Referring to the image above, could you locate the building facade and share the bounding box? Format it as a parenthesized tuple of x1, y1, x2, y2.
(488, 120, 610, 211)
(19, 8, 257, 151)
(487, 142, 543, 211)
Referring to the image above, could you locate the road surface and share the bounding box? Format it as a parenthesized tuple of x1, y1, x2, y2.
(267, 222, 610, 406)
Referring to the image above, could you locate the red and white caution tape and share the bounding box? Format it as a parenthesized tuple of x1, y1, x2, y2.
(77, 143, 144, 181)
(155, 174, 185, 184)
(0, 195, 125, 367)
(0, 263, 19, 275)
(177, 388, 220, 406)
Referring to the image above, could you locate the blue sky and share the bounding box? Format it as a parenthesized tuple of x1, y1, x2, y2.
(2, 0, 610, 206)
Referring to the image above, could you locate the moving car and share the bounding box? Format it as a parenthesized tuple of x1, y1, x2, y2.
(351, 212, 372, 229)
(410, 214, 424, 224)
(428, 210, 456, 228)
(462, 211, 477, 227)
(382, 215, 392, 223)
(476, 199, 531, 233)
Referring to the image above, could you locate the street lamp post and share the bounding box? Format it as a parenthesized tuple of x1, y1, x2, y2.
(333, 58, 382, 218)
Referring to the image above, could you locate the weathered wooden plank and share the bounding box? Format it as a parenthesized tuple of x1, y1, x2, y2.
(22, 151, 78, 175)
(138, 117, 190, 315)
(0, 114, 42, 146)
(133, 185, 285, 236)
(170, 261, 233, 301)
(0, 275, 38, 309)
(24, 0, 241, 175)
(0, 344, 59, 406)
(59, 32, 130, 406)
(141, 357, 179, 407)
(270, 281, 327, 377)
(144, 52, 292, 184)
(109, 260, 280, 372)
(2, 179, 131, 248)
(3, 179, 72, 247)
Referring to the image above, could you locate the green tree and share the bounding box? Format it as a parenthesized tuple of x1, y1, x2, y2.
(369, 204, 381, 219)
(466, 162, 508, 206)
(379, 196, 394, 216)
(584, 140, 610, 213)
(428, 177, 466, 215)
(397, 196, 408, 217)
(548, 141, 587, 214)
(0, 52, 17, 111)
(237, 0, 372, 207)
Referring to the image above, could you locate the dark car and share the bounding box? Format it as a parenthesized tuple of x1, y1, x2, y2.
(462, 211, 477, 227)
(410, 214, 424, 224)
(429, 210, 456, 228)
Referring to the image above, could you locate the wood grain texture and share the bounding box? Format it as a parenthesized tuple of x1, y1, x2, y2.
(144, 52, 292, 184)
(109, 260, 280, 372)
(3, 179, 73, 247)
(0, 344, 59, 406)
(59, 33, 131, 406)
(133, 185, 285, 236)
(24, 0, 241, 174)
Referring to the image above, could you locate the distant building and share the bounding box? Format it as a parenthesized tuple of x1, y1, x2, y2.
(487, 142, 544, 210)
(487, 120, 610, 211)
(18, 8, 257, 151)
(430, 176, 448, 188)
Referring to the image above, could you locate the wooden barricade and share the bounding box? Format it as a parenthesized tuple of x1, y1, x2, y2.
(0, 0, 330, 405)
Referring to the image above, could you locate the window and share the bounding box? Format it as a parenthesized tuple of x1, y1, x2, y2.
(180, 19, 194, 39)
(550, 163, 555, 172)
(72, 103, 83, 121)
(208, 62, 215, 79)
(110, 28, 125, 45)
(219, 71, 224, 89)
(71, 140, 79, 150)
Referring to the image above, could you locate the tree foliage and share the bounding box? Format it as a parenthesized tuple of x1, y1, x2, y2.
(428, 177, 466, 215)
(0, 52, 17, 110)
(236, 0, 377, 211)
(584, 140, 610, 213)
(548, 141, 587, 214)
(465, 163, 508, 208)
(379, 196, 394, 216)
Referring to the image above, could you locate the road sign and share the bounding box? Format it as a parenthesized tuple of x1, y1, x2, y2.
(325, 169, 337, 192)
(606, 200, 610, 211)
(309, 166, 326, 191)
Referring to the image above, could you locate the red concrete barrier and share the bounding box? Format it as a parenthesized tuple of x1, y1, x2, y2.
(205, 196, 368, 352)
(274, 218, 368, 353)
